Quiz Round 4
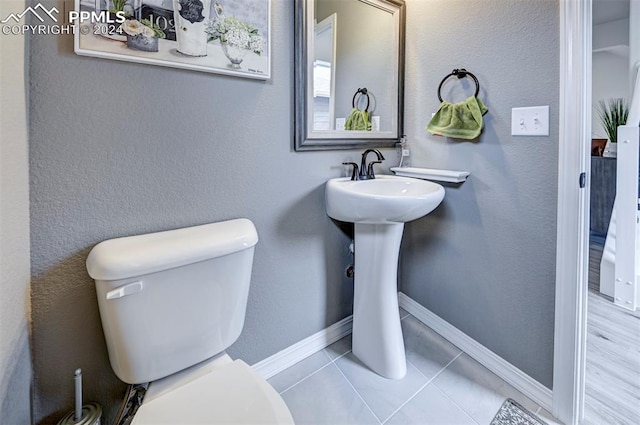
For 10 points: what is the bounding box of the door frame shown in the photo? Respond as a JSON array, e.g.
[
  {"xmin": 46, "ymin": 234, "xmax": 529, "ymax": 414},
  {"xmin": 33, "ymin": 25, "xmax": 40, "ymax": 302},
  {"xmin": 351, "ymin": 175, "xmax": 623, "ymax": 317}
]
[{"xmin": 553, "ymin": 0, "xmax": 591, "ymax": 424}]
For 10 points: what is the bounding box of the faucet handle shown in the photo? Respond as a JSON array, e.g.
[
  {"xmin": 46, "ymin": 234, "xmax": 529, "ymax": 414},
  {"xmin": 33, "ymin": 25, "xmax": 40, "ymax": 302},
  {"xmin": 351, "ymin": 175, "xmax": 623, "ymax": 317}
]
[
  {"xmin": 342, "ymin": 162, "xmax": 359, "ymax": 180},
  {"xmin": 366, "ymin": 161, "xmax": 382, "ymax": 179}
]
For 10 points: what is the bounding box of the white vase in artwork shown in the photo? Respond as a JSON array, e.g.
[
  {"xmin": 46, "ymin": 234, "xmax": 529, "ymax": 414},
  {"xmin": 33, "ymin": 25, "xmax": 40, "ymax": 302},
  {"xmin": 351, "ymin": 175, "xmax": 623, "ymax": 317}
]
[
  {"xmin": 220, "ymin": 42, "xmax": 247, "ymax": 69},
  {"xmin": 173, "ymin": 0, "xmax": 210, "ymax": 57},
  {"xmin": 603, "ymin": 140, "xmax": 618, "ymax": 158}
]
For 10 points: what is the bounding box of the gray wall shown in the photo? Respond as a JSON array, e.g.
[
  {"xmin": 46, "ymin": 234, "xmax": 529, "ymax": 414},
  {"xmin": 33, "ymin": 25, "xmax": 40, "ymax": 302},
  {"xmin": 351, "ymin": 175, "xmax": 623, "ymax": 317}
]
[
  {"xmin": 1, "ymin": 0, "xmax": 32, "ymax": 422},
  {"xmin": 28, "ymin": 0, "xmax": 559, "ymax": 422},
  {"xmin": 28, "ymin": 0, "xmax": 368, "ymax": 422},
  {"xmin": 400, "ymin": 0, "xmax": 559, "ymax": 388}
]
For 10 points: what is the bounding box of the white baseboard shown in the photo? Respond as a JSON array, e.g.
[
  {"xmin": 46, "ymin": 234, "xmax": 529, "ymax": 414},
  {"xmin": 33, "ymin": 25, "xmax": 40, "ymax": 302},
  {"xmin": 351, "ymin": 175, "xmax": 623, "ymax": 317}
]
[
  {"xmin": 251, "ymin": 293, "xmax": 552, "ymax": 412},
  {"xmin": 398, "ymin": 292, "xmax": 553, "ymax": 411},
  {"xmin": 252, "ymin": 315, "xmax": 353, "ymax": 379}
]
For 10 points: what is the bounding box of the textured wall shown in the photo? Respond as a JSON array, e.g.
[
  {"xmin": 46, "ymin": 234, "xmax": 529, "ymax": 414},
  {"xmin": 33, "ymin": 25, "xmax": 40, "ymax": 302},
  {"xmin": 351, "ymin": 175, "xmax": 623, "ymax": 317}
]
[
  {"xmin": 593, "ymin": 52, "xmax": 629, "ymax": 137},
  {"xmin": 631, "ymin": 1, "xmax": 640, "ymax": 88},
  {"xmin": 29, "ymin": 0, "xmax": 560, "ymax": 422},
  {"xmin": 592, "ymin": 17, "xmax": 630, "ymax": 136},
  {"xmin": 28, "ymin": 0, "xmax": 373, "ymax": 422},
  {"xmin": 400, "ymin": 0, "xmax": 559, "ymax": 388},
  {"xmin": 0, "ymin": 0, "xmax": 32, "ymax": 422}
]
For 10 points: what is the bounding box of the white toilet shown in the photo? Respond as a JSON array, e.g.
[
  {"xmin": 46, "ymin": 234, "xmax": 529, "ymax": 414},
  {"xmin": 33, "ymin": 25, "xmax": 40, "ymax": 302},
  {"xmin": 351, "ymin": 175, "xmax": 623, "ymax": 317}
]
[{"xmin": 86, "ymin": 218, "xmax": 294, "ymax": 424}]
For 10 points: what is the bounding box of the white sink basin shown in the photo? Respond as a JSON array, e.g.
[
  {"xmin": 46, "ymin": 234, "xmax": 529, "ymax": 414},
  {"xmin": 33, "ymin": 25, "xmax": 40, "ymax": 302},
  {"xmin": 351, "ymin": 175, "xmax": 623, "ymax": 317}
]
[
  {"xmin": 326, "ymin": 175, "xmax": 445, "ymax": 223},
  {"xmin": 325, "ymin": 174, "xmax": 445, "ymax": 379}
]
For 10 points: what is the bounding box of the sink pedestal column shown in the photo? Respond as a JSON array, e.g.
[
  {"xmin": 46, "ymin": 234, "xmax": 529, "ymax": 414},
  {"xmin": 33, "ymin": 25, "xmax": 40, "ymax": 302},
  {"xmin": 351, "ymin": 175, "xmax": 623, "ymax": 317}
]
[{"xmin": 352, "ymin": 222, "xmax": 407, "ymax": 379}]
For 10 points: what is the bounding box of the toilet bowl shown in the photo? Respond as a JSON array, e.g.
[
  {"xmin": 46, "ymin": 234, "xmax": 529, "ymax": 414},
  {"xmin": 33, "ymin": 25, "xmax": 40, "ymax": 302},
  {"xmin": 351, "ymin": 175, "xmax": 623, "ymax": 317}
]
[{"xmin": 86, "ymin": 218, "xmax": 293, "ymax": 424}]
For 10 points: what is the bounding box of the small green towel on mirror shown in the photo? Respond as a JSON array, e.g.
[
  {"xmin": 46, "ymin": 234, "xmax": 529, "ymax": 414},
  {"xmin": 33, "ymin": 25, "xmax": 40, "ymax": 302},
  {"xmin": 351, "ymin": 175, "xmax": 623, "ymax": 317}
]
[
  {"xmin": 345, "ymin": 108, "xmax": 372, "ymax": 131},
  {"xmin": 426, "ymin": 96, "xmax": 488, "ymax": 140}
]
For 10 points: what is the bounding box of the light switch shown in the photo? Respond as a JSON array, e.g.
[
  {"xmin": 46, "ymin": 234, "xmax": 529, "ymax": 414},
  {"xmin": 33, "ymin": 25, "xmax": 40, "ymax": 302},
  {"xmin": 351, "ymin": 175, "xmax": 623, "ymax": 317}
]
[
  {"xmin": 511, "ymin": 106, "xmax": 549, "ymax": 136},
  {"xmin": 371, "ymin": 116, "xmax": 380, "ymax": 131}
]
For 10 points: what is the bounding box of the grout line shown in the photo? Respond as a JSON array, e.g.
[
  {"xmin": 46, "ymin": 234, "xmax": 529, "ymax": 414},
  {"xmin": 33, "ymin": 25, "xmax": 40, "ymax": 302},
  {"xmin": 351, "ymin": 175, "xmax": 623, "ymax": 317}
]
[
  {"xmin": 277, "ymin": 356, "xmax": 334, "ymax": 395},
  {"xmin": 430, "ymin": 351, "xmax": 463, "ymax": 383},
  {"xmin": 277, "ymin": 343, "xmax": 353, "ymax": 395},
  {"xmin": 407, "ymin": 359, "xmax": 430, "ymax": 381},
  {"xmin": 381, "ymin": 352, "xmax": 464, "ymax": 424},
  {"xmin": 381, "ymin": 380, "xmax": 430, "ymax": 424},
  {"xmin": 328, "ymin": 348, "xmax": 352, "ymax": 364},
  {"xmin": 333, "ymin": 360, "xmax": 384, "ymax": 425},
  {"xmin": 431, "ymin": 384, "xmax": 480, "ymax": 425},
  {"xmin": 320, "ymin": 349, "xmax": 333, "ymax": 363},
  {"xmin": 277, "ymin": 343, "xmax": 352, "ymax": 396}
]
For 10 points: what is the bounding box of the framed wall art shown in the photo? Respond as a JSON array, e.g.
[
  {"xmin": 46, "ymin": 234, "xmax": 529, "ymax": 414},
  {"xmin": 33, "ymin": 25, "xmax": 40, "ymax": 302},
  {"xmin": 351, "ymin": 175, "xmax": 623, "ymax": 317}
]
[{"xmin": 74, "ymin": 0, "xmax": 271, "ymax": 79}]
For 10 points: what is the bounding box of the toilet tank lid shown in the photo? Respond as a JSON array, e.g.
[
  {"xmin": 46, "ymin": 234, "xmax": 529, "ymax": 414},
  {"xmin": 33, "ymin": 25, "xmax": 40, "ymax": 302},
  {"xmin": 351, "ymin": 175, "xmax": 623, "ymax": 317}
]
[{"xmin": 86, "ymin": 218, "xmax": 258, "ymax": 281}]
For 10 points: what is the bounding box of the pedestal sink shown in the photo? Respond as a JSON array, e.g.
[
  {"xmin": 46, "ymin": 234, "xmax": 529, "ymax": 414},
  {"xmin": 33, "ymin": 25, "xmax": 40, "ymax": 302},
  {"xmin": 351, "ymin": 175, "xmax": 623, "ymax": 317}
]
[{"xmin": 326, "ymin": 175, "xmax": 445, "ymax": 379}]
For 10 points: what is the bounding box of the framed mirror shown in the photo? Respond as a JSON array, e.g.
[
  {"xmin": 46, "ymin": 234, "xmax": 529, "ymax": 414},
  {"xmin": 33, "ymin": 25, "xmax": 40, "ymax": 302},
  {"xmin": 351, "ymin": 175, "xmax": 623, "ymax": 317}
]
[{"xmin": 294, "ymin": 0, "xmax": 406, "ymax": 151}]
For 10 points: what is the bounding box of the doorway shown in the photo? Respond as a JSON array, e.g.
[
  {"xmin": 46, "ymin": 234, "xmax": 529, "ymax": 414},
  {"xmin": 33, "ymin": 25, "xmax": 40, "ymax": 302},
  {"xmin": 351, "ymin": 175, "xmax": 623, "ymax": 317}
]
[
  {"xmin": 585, "ymin": 1, "xmax": 640, "ymax": 424},
  {"xmin": 554, "ymin": 1, "xmax": 639, "ymax": 424}
]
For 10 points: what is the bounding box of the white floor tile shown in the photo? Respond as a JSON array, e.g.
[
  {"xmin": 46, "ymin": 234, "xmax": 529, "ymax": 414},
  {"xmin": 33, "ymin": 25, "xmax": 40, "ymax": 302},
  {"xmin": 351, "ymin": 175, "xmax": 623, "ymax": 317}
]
[
  {"xmin": 402, "ymin": 315, "xmax": 462, "ymax": 380},
  {"xmin": 536, "ymin": 408, "xmax": 564, "ymax": 425},
  {"xmin": 399, "ymin": 307, "xmax": 410, "ymax": 320},
  {"xmin": 268, "ymin": 313, "xmax": 551, "ymax": 425},
  {"xmin": 335, "ymin": 352, "xmax": 429, "ymax": 423},
  {"xmin": 385, "ymin": 384, "xmax": 477, "ymax": 425},
  {"xmin": 432, "ymin": 353, "xmax": 539, "ymax": 424},
  {"xmin": 324, "ymin": 335, "xmax": 352, "ymax": 360},
  {"xmin": 267, "ymin": 350, "xmax": 331, "ymax": 393},
  {"xmin": 281, "ymin": 363, "xmax": 380, "ymax": 425}
]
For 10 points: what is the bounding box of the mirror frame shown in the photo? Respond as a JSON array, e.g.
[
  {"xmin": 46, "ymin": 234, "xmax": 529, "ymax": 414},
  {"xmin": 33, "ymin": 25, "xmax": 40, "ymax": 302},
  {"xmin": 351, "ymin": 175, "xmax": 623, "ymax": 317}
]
[{"xmin": 294, "ymin": 0, "xmax": 406, "ymax": 151}]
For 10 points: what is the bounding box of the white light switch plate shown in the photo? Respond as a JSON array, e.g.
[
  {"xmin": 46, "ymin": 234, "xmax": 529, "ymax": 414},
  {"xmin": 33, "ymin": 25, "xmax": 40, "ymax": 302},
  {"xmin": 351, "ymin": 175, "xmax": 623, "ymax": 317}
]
[
  {"xmin": 371, "ymin": 116, "xmax": 380, "ymax": 131},
  {"xmin": 511, "ymin": 105, "xmax": 549, "ymax": 136}
]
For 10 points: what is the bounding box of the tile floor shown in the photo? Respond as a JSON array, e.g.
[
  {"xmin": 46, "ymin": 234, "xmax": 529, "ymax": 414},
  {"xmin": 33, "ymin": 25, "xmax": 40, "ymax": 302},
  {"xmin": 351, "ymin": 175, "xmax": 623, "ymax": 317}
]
[{"xmin": 268, "ymin": 309, "xmax": 561, "ymax": 425}]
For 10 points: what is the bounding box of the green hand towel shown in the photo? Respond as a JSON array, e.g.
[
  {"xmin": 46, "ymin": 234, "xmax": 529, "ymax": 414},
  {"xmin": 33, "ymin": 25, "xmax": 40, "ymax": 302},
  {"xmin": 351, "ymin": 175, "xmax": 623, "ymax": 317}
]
[
  {"xmin": 426, "ymin": 96, "xmax": 488, "ymax": 140},
  {"xmin": 345, "ymin": 108, "xmax": 372, "ymax": 131}
]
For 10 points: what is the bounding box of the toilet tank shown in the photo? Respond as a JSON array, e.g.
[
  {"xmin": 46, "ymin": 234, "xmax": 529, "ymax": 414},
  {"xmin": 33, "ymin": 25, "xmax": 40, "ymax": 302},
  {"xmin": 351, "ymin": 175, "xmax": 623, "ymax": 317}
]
[{"xmin": 86, "ymin": 218, "xmax": 258, "ymax": 384}]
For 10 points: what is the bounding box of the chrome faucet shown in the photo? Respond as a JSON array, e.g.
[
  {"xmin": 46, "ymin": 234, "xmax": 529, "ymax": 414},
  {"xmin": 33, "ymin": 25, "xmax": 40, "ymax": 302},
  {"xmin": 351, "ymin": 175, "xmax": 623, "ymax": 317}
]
[{"xmin": 342, "ymin": 149, "xmax": 385, "ymax": 181}]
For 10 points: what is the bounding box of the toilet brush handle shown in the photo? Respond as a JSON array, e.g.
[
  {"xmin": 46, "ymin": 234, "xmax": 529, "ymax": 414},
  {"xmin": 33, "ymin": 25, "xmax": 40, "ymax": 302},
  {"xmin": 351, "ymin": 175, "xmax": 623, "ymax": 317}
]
[{"xmin": 74, "ymin": 369, "xmax": 82, "ymax": 422}]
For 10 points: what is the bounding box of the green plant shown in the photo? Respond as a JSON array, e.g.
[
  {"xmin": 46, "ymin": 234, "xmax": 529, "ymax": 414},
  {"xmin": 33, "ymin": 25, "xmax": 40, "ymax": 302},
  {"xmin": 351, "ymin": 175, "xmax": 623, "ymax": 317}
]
[
  {"xmin": 121, "ymin": 19, "xmax": 166, "ymax": 39},
  {"xmin": 110, "ymin": 0, "xmax": 127, "ymax": 12},
  {"xmin": 596, "ymin": 98, "xmax": 629, "ymax": 143},
  {"xmin": 141, "ymin": 19, "xmax": 166, "ymax": 39}
]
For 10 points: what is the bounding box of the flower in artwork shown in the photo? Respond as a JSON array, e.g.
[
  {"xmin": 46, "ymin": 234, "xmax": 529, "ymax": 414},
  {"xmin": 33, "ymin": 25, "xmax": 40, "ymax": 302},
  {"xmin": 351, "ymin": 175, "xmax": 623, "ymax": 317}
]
[
  {"xmin": 122, "ymin": 19, "xmax": 166, "ymax": 39},
  {"xmin": 122, "ymin": 19, "xmax": 144, "ymax": 36},
  {"xmin": 122, "ymin": 19, "xmax": 166, "ymax": 52},
  {"xmin": 141, "ymin": 25, "xmax": 155, "ymax": 38},
  {"xmin": 205, "ymin": 16, "xmax": 264, "ymax": 55}
]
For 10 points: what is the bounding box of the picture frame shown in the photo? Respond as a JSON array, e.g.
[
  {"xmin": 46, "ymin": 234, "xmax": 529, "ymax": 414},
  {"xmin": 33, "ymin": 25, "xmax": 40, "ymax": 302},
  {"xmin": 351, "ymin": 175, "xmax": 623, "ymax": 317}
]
[{"xmin": 74, "ymin": 0, "xmax": 271, "ymax": 80}]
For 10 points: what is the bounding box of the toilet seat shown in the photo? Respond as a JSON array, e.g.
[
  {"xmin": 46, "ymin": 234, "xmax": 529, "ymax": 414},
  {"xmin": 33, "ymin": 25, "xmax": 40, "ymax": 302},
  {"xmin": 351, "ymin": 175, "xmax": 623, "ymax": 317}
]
[{"xmin": 132, "ymin": 359, "xmax": 294, "ymax": 424}]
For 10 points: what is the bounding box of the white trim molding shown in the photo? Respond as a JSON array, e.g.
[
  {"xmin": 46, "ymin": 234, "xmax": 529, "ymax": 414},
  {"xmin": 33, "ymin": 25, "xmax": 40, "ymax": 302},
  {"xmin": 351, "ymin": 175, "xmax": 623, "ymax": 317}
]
[
  {"xmin": 252, "ymin": 316, "xmax": 353, "ymax": 379},
  {"xmin": 398, "ymin": 293, "xmax": 553, "ymax": 411},
  {"xmin": 253, "ymin": 294, "xmax": 556, "ymax": 413},
  {"xmin": 553, "ymin": 0, "xmax": 592, "ymax": 424}
]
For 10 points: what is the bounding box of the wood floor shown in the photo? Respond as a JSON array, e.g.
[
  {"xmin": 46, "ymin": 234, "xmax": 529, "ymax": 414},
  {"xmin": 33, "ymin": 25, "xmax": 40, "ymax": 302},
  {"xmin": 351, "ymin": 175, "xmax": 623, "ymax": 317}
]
[{"xmin": 584, "ymin": 242, "xmax": 640, "ymax": 425}]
